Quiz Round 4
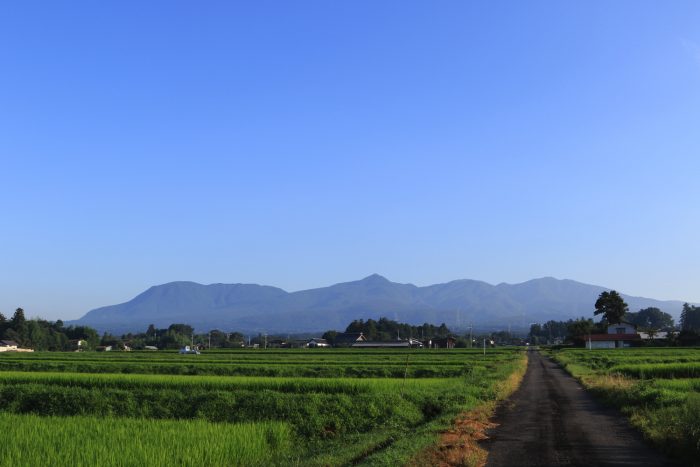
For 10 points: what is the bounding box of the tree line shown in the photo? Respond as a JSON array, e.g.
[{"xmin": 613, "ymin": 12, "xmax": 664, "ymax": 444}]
[
  {"xmin": 0, "ymin": 308, "xmax": 254, "ymax": 351},
  {"xmin": 345, "ymin": 317, "xmax": 450, "ymax": 340},
  {"xmin": 680, "ymin": 303, "xmax": 700, "ymax": 336},
  {"xmin": 529, "ymin": 290, "xmax": 700, "ymax": 345},
  {"xmin": 0, "ymin": 308, "xmax": 100, "ymax": 351},
  {"xmin": 105, "ymin": 324, "xmax": 248, "ymax": 350},
  {"xmin": 319, "ymin": 317, "xmax": 521, "ymax": 347}
]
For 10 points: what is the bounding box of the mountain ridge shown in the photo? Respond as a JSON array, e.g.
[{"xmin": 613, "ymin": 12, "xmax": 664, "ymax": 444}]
[{"xmin": 69, "ymin": 275, "xmax": 692, "ymax": 334}]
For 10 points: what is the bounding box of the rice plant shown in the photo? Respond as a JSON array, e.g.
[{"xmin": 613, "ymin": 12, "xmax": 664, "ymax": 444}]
[{"xmin": 0, "ymin": 413, "xmax": 293, "ymax": 466}]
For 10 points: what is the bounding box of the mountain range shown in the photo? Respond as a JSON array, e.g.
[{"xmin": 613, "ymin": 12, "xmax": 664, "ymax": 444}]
[{"xmin": 69, "ymin": 275, "xmax": 691, "ymax": 335}]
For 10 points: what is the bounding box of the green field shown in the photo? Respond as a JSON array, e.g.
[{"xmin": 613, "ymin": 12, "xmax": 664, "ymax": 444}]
[
  {"xmin": 547, "ymin": 347, "xmax": 700, "ymax": 465},
  {"xmin": 0, "ymin": 348, "xmax": 526, "ymax": 466}
]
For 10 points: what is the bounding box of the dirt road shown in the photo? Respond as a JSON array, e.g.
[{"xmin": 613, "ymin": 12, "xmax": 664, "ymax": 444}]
[{"xmin": 482, "ymin": 350, "xmax": 676, "ymax": 466}]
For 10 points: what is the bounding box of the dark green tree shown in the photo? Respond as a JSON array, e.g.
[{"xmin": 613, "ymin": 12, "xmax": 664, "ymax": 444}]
[
  {"xmin": 227, "ymin": 332, "xmax": 246, "ymax": 347},
  {"xmin": 680, "ymin": 303, "xmax": 700, "ymax": 333},
  {"xmin": 342, "ymin": 317, "xmax": 451, "ymax": 342},
  {"xmin": 345, "ymin": 319, "xmax": 364, "ymax": 334},
  {"xmin": 27, "ymin": 321, "xmax": 48, "ymax": 350},
  {"xmin": 321, "ymin": 330, "xmax": 338, "ymax": 345},
  {"xmin": 64, "ymin": 325, "xmax": 100, "ymax": 349},
  {"xmin": 567, "ymin": 317, "xmax": 594, "ymax": 340},
  {"xmin": 9, "ymin": 308, "xmax": 28, "ymax": 345},
  {"xmin": 101, "ymin": 331, "xmax": 123, "ymax": 347},
  {"xmin": 594, "ymin": 290, "xmax": 628, "ymax": 324},
  {"xmin": 625, "ymin": 307, "xmax": 674, "ymax": 333},
  {"xmin": 167, "ymin": 323, "xmax": 194, "ymax": 336},
  {"xmin": 0, "ymin": 312, "xmax": 7, "ymax": 336},
  {"xmin": 528, "ymin": 323, "xmax": 542, "ymax": 345}
]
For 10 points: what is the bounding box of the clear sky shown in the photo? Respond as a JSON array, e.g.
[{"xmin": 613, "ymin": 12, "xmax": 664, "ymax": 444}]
[{"xmin": 2, "ymin": 1, "xmax": 699, "ymax": 321}]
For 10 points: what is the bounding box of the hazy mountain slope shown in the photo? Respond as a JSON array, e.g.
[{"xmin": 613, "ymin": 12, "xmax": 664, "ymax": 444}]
[
  {"xmin": 69, "ymin": 275, "xmax": 691, "ymax": 334},
  {"xmin": 77, "ymin": 281, "xmax": 289, "ymax": 332},
  {"xmin": 285, "ymin": 274, "xmax": 421, "ymax": 310}
]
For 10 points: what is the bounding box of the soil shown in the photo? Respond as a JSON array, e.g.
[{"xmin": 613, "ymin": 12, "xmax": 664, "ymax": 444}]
[
  {"xmin": 411, "ymin": 405, "xmax": 495, "ymax": 467},
  {"xmin": 481, "ymin": 350, "xmax": 677, "ymax": 467}
]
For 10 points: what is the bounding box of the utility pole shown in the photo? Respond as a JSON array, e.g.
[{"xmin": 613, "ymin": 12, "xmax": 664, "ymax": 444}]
[
  {"xmin": 208, "ymin": 332, "xmax": 211, "ymax": 349},
  {"xmin": 483, "ymin": 338, "xmax": 486, "ymax": 356},
  {"xmin": 264, "ymin": 333, "xmax": 267, "ymax": 350}
]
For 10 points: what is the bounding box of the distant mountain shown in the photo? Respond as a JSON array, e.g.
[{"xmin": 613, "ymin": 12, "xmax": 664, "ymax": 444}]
[{"xmin": 69, "ymin": 275, "xmax": 691, "ymax": 334}]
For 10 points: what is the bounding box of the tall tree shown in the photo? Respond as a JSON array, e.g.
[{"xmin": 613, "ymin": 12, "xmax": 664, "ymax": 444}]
[
  {"xmin": 594, "ymin": 290, "xmax": 628, "ymax": 324},
  {"xmin": 10, "ymin": 308, "xmax": 28, "ymax": 345},
  {"xmin": 11, "ymin": 308, "xmax": 26, "ymax": 327},
  {"xmin": 680, "ymin": 303, "xmax": 700, "ymax": 333}
]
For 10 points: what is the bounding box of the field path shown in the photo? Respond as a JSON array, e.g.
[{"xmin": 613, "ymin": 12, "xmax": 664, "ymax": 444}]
[{"xmin": 482, "ymin": 350, "xmax": 677, "ymax": 466}]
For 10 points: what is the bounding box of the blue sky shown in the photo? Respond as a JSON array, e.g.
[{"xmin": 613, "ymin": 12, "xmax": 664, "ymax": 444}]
[{"xmin": 1, "ymin": 1, "xmax": 699, "ymax": 320}]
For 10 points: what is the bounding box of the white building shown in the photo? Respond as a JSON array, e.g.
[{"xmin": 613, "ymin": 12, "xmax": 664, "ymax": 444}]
[
  {"xmin": 0, "ymin": 340, "xmax": 18, "ymax": 352},
  {"xmin": 586, "ymin": 322, "xmax": 640, "ymax": 349},
  {"xmin": 307, "ymin": 338, "xmax": 330, "ymax": 348}
]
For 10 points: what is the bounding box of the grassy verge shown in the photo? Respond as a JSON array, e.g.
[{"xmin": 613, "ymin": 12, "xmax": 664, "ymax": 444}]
[{"xmin": 404, "ymin": 350, "xmax": 529, "ymax": 467}]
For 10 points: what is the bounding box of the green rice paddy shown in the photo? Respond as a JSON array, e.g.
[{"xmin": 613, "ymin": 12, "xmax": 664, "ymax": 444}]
[{"xmin": 0, "ymin": 348, "xmax": 526, "ymax": 466}]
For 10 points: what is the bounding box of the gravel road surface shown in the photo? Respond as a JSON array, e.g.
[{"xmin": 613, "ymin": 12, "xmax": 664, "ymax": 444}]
[{"xmin": 483, "ymin": 350, "xmax": 677, "ymax": 466}]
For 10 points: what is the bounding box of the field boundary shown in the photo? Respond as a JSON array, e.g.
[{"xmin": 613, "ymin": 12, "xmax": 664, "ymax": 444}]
[{"xmin": 407, "ymin": 351, "xmax": 529, "ymax": 467}]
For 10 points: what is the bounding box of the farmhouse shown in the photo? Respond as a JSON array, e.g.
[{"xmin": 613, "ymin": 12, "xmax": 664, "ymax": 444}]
[
  {"xmin": 586, "ymin": 322, "xmax": 641, "ymax": 349},
  {"xmin": 333, "ymin": 332, "xmax": 367, "ymax": 347},
  {"xmin": 0, "ymin": 340, "xmax": 18, "ymax": 352},
  {"xmin": 0, "ymin": 340, "xmax": 34, "ymax": 353}
]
